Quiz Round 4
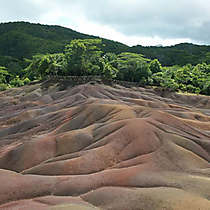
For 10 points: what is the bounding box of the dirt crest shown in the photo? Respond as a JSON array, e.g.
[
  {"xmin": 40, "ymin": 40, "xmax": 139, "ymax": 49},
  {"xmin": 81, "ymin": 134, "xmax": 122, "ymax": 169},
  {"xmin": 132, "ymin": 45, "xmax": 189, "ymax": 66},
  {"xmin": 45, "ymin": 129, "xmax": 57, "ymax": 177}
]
[{"xmin": 0, "ymin": 81, "xmax": 209, "ymax": 210}]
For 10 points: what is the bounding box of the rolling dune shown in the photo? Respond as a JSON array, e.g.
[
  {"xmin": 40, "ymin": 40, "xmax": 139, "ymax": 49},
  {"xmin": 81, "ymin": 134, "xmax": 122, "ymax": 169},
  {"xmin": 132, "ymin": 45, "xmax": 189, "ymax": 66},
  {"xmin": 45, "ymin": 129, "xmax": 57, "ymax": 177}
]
[{"xmin": 0, "ymin": 80, "xmax": 209, "ymax": 210}]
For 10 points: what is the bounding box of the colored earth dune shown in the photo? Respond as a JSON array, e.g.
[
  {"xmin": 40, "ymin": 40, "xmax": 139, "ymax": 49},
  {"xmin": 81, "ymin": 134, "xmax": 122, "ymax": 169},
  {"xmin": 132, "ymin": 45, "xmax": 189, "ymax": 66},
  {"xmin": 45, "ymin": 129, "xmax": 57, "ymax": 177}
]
[{"xmin": 0, "ymin": 80, "xmax": 209, "ymax": 210}]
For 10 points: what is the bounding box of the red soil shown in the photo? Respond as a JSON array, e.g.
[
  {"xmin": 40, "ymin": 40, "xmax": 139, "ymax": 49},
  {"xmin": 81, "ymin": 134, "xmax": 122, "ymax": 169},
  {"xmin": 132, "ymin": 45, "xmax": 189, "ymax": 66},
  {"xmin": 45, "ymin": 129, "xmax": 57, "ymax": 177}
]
[{"xmin": 0, "ymin": 81, "xmax": 209, "ymax": 209}]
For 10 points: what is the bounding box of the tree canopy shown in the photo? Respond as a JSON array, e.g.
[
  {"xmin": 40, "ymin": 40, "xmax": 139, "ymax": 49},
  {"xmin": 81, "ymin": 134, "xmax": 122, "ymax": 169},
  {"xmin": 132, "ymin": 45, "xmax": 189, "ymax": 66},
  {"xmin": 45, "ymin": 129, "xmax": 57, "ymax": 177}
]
[{"xmin": 0, "ymin": 35, "xmax": 209, "ymax": 96}]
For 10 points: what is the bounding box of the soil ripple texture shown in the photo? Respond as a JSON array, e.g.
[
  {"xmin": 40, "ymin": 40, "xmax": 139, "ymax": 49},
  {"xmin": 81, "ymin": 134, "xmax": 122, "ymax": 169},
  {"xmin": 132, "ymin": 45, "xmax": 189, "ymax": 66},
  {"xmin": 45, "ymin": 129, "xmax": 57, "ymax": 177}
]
[{"xmin": 0, "ymin": 81, "xmax": 209, "ymax": 210}]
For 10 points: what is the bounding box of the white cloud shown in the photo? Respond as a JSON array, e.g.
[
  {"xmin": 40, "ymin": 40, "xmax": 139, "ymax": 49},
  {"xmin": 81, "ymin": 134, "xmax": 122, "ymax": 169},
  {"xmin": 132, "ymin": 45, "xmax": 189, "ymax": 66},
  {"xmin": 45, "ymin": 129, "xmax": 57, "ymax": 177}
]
[
  {"xmin": 0, "ymin": 0, "xmax": 209, "ymax": 46},
  {"xmin": 64, "ymin": 20, "xmax": 194, "ymax": 46}
]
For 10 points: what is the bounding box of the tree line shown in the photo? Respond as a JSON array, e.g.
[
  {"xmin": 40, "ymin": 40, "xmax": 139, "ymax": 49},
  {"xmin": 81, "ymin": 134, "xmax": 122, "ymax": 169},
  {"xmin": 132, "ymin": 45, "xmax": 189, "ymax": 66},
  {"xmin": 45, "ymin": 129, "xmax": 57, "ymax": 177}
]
[{"xmin": 0, "ymin": 38, "xmax": 210, "ymax": 95}]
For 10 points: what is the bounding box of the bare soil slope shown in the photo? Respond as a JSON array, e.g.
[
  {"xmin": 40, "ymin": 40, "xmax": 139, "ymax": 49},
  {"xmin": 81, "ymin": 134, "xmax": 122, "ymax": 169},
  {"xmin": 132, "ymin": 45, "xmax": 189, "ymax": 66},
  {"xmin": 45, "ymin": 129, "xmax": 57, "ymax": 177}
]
[{"xmin": 0, "ymin": 81, "xmax": 209, "ymax": 210}]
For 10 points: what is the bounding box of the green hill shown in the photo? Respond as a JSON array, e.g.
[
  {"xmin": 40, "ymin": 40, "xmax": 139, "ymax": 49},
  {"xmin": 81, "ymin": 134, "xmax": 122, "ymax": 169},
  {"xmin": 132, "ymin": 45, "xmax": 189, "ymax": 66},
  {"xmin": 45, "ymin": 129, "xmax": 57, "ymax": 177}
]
[
  {"xmin": 0, "ymin": 21, "xmax": 129, "ymax": 59},
  {"xmin": 129, "ymin": 43, "xmax": 210, "ymax": 66},
  {"xmin": 0, "ymin": 21, "xmax": 209, "ymax": 68}
]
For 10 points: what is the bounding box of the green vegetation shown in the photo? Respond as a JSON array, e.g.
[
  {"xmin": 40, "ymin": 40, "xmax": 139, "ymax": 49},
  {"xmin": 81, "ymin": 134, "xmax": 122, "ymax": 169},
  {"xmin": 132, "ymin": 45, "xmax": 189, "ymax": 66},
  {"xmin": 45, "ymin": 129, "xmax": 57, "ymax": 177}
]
[
  {"xmin": 0, "ymin": 22, "xmax": 209, "ymax": 96},
  {"xmin": 0, "ymin": 22, "xmax": 128, "ymax": 66},
  {"xmin": 152, "ymin": 64, "xmax": 210, "ymax": 94},
  {"xmin": 24, "ymin": 39, "xmax": 118, "ymax": 80},
  {"xmin": 1, "ymin": 22, "xmax": 210, "ymax": 68},
  {"xmin": 24, "ymin": 53, "xmax": 67, "ymax": 80},
  {"xmin": 65, "ymin": 39, "xmax": 103, "ymax": 76},
  {"xmin": 113, "ymin": 52, "xmax": 152, "ymax": 84},
  {"xmin": 129, "ymin": 43, "xmax": 210, "ymax": 66}
]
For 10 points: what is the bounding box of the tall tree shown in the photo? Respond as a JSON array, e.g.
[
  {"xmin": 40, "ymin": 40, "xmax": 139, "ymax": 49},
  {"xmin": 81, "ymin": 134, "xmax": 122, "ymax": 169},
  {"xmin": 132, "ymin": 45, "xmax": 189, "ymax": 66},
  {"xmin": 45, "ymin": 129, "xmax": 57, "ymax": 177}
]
[
  {"xmin": 64, "ymin": 39, "xmax": 103, "ymax": 76},
  {"xmin": 113, "ymin": 52, "xmax": 152, "ymax": 83}
]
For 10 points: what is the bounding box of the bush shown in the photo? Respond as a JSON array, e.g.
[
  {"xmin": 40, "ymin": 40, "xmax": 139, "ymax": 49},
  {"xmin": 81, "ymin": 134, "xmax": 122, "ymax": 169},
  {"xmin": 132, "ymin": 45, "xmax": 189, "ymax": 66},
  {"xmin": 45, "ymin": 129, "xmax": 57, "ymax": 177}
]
[
  {"xmin": 0, "ymin": 83, "xmax": 8, "ymax": 91},
  {"xmin": 201, "ymin": 81, "xmax": 210, "ymax": 95},
  {"xmin": 23, "ymin": 77, "xmax": 31, "ymax": 85},
  {"xmin": 10, "ymin": 76, "xmax": 24, "ymax": 87},
  {"xmin": 186, "ymin": 84, "xmax": 197, "ymax": 93},
  {"xmin": 149, "ymin": 59, "xmax": 162, "ymax": 73}
]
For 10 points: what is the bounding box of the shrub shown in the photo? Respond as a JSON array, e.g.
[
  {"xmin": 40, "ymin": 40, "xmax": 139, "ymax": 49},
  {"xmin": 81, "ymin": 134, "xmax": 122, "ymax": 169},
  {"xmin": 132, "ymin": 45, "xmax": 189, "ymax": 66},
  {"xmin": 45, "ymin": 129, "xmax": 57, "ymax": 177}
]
[
  {"xmin": 23, "ymin": 77, "xmax": 31, "ymax": 85},
  {"xmin": 0, "ymin": 83, "xmax": 8, "ymax": 91},
  {"xmin": 186, "ymin": 84, "xmax": 197, "ymax": 93},
  {"xmin": 10, "ymin": 76, "xmax": 24, "ymax": 87}
]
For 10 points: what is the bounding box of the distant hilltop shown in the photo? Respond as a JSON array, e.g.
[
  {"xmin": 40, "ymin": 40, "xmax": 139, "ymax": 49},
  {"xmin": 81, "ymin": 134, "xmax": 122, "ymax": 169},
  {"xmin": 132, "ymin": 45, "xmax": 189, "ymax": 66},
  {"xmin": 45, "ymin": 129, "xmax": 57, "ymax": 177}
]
[{"xmin": 0, "ymin": 21, "xmax": 210, "ymax": 66}]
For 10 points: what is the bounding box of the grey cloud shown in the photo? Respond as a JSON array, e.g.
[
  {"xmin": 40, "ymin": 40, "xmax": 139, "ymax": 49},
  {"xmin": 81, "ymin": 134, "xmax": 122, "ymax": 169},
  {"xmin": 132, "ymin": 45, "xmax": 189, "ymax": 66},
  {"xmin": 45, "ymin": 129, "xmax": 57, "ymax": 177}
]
[
  {"xmin": 0, "ymin": 0, "xmax": 45, "ymax": 23},
  {"xmin": 76, "ymin": 0, "xmax": 210, "ymax": 43},
  {"xmin": 0, "ymin": 0, "xmax": 210, "ymax": 45}
]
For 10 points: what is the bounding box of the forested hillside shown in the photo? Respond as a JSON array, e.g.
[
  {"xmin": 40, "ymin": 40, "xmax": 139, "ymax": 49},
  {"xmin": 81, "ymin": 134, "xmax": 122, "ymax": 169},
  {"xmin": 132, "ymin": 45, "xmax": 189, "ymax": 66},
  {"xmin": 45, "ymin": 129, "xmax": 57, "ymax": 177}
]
[
  {"xmin": 0, "ymin": 22, "xmax": 129, "ymax": 59},
  {"xmin": 130, "ymin": 43, "xmax": 210, "ymax": 66},
  {"xmin": 1, "ymin": 22, "xmax": 210, "ymax": 66},
  {"xmin": 0, "ymin": 22, "xmax": 209, "ymax": 95}
]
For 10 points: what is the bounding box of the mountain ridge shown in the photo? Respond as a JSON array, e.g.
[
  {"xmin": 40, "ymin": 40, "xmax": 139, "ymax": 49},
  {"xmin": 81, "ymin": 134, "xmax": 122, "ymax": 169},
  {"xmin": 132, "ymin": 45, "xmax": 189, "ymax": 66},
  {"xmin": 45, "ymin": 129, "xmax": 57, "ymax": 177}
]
[
  {"xmin": 0, "ymin": 21, "xmax": 129, "ymax": 59},
  {"xmin": 0, "ymin": 21, "xmax": 210, "ymax": 66}
]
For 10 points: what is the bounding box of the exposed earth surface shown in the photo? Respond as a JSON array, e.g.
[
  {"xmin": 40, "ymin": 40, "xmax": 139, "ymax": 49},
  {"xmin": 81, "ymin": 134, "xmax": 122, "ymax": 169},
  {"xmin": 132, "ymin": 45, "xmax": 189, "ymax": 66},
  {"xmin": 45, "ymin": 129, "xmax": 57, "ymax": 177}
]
[{"xmin": 0, "ymin": 80, "xmax": 210, "ymax": 210}]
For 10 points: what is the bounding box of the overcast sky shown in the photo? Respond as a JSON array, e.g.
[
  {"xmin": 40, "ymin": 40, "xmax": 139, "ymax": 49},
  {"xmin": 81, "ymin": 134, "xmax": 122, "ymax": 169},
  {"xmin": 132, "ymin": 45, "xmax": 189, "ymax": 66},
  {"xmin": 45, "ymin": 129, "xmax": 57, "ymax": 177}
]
[{"xmin": 1, "ymin": 0, "xmax": 210, "ymax": 46}]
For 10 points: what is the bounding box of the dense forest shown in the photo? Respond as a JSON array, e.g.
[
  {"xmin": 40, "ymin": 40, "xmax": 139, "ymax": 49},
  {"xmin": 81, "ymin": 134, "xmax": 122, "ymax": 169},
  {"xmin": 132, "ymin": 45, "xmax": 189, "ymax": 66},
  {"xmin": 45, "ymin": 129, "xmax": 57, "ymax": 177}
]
[
  {"xmin": 130, "ymin": 44, "xmax": 210, "ymax": 66},
  {"xmin": 0, "ymin": 22, "xmax": 210, "ymax": 95}
]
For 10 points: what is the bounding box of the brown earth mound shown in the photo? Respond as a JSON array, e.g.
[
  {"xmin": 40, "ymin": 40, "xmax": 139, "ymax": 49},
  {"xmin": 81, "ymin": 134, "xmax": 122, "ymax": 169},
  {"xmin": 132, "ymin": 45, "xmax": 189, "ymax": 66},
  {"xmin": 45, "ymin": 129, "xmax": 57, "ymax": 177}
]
[{"xmin": 0, "ymin": 81, "xmax": 209, "ymax": 210}]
